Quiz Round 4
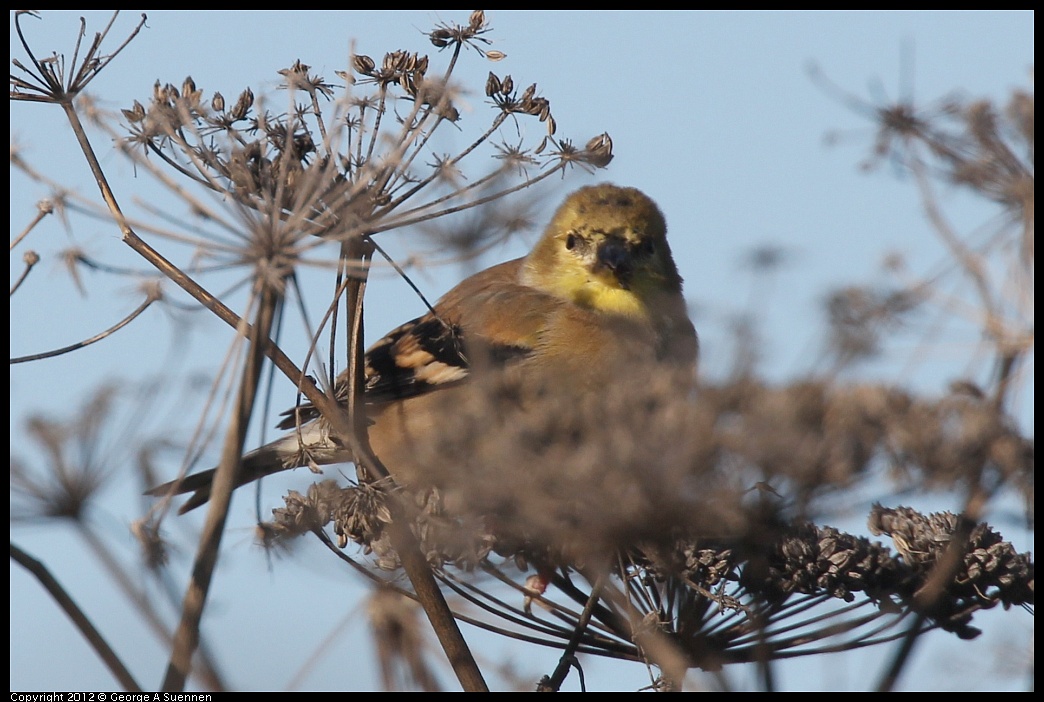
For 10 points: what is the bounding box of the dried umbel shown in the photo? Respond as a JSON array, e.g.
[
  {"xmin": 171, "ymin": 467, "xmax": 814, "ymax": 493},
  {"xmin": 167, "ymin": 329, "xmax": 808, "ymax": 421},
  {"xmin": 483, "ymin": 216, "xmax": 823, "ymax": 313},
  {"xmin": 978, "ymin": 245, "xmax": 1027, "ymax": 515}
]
[
  {"xmin": 260, "ymin": 371, "xmax": 1032, "ymax": 669},
  {"xmin": 869, "ymin": 505, "xmax": 1034, "ymax": 621},
  {"xmin": 116, "ymin": 24, "xmax": 610, "ymax": 234}
]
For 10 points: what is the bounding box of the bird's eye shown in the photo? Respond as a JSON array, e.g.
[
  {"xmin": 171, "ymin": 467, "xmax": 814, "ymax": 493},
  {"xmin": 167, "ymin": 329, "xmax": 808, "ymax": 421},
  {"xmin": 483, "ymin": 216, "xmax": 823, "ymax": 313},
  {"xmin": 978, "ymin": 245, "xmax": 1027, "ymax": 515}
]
[
  {"xmin": 565, "ymin": 233, "xmax": 578, "ymax": 250},
  {"xmin": 640, "ymin": 238, "xmax": 655, "ymax": 256}
]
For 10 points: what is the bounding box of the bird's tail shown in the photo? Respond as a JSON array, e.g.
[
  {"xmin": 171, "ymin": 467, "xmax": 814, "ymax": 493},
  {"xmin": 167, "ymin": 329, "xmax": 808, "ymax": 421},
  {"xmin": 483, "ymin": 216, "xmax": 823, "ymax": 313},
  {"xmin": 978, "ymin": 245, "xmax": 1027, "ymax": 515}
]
[
  {"xmin": 146, "ymin": 424, "xmax": 345, "ymax": 514},
  {"xmin": 146, "ymin": 443, "xmax": 293, "ymax": 514}
]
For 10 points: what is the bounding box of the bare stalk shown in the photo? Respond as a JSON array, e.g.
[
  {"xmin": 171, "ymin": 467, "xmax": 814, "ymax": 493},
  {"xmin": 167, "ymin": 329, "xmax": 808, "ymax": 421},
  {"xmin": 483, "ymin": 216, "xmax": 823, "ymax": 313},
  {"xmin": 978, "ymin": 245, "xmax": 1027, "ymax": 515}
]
[
  {"xmin": 161, "ymin": 282, "xmax": 278, "ymax": 691},
  {"xmin": 11, "ymin": 288, "xmax": 159, "ymax": 363},
  {"xmin": 337, "ymin": 235, "xmax": 488, "ymax": 692},
  {"xmin": 11, "ymin": 542, "xmax": 143, "ymax": 692}
]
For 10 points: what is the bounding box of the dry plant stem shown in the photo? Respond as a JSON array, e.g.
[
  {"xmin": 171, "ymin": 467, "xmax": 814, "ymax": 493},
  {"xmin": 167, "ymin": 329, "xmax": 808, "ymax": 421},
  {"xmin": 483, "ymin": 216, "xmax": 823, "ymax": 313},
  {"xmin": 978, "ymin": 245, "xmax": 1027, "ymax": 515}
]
[
  {"xmin": 451, "ymin": 566, "xmax": 625, "ymax": 646},
  {"xmin": 876, "ymin": 484, "xmax": 990, "ymax": 692},
  {"xmin": 314, "ymin": 529, "xmax": 506, "ymax": 686},
  {"xmin": 340, "ymin": 236, "xmax": 381, "ymax": 478},
  {"xmin": 740, "ymin": 597, "xmax": 777, "ymax": 692},
  {"xmin": 162, "ymin": 283, "xmax": 278, "ymax": 691},
  {"xmin": 580, "ymin": 569, "xmax": 690, "ymax": 690},
  {"xmin": 386, "ymin": 517, "xmax": 489, "ymax": 692},
  {"xmin": 392, "ymin": 547, "xmax": 634, "ymax": 660},
  {"xmin": 991, "ymin": 349, "xmax": 1022, "ymax": 412},
  {"xmin": 538, "ymin": 576, "xmax": 605, "ymax": 692},
  {"xmin": 911, "ymin": 147, "xmax": 1030, "ymax": 412},
  {"xmin": 434, "ymin": 568, "xmax": 637, "ymax": 658},
  {"xmin": 75, "ymin": 524, "xmax": 226, "ymax": 691},
  {"xmin": 312, "ymin": 512, "xmax": 491, "ymax": 691},
  {"xmin": 57, "ymin": 101, "xmax": 345, "ymax": 448},
  {"xmin": 10, "ymin": 12, "xmax": 145, "ymax": 104},
  {"xmin": 339, "ymin": 237, "xmax": 487, "ymax": 692},
  {"xmin": 10, "ymin": 252, "xmax": 37, "ymax": 296},
  {"xmin": 10, "ymin": 291, "xmax": 158, "ymax": 363},
  {"xmin": 11, "ymin": 542, "xmax": 142, "ymax": 692},
  {"xmin": 369, "ymin": 163, "xmax": 566, "ymax": 237},
  {"xmin": 754, "ymin": 611, "xmax": 777, "ymax": 692},
  {"xmin": 10, "ymin": 205, "xmax": 50, "ymax": 251},
  {"xmin": 553, "ymin": 570, "xmax": 687, "ymax": 686},
  {"xmin": 874, "ymin": 613, "xmax": 927, "ymax": 693},
  {"xmin": 910, "ymin": 157, "xmax": 999, "ymax": 336}
]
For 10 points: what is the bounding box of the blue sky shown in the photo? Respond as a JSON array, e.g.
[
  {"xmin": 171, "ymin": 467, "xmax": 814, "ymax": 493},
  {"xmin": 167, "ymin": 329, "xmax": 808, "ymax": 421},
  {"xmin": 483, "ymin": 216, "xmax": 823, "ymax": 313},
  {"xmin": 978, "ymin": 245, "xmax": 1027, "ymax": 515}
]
[{"xmin": 10, "ymin": 10, "xmax": 1034, "ymax": 692}]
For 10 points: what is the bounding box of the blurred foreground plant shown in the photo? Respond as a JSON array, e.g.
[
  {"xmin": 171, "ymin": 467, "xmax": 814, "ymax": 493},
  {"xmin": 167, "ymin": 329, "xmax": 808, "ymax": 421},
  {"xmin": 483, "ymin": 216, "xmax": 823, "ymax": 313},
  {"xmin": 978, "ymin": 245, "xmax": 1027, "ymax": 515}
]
[{"xmin": 10, "ymin": 11, "xmax": 1033, "ymax": 693}]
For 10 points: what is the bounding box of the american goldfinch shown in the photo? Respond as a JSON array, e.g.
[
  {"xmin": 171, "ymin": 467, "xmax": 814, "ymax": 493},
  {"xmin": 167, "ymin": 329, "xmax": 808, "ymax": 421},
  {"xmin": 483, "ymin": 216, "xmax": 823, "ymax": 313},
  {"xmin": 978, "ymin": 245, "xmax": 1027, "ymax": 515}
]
[{"xmin": 155, "ymin": 184, "xmax": 697, "ymax": 513}]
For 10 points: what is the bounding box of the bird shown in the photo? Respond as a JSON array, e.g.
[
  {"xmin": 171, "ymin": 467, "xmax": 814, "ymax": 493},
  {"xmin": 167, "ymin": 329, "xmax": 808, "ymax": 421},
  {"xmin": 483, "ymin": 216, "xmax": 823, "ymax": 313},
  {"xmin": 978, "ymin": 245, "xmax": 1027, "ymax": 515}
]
[{"xmin": 151, "ymin": 183, "xmax": 697, "ymax": 514}]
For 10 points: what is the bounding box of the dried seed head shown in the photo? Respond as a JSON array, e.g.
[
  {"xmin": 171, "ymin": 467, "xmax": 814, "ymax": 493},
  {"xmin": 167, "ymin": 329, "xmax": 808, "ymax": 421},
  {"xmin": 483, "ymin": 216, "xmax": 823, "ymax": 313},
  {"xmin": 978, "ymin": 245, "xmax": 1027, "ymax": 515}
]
[
  {"xmin": 353, "ymin": 54, "xmax": 376, "ymax": 76},
  {"xmin": 485, "ymin": 72, "xmax": 501, "ymax": 97},
  {"xmin": 283, "ymin": 59, "xmax": 310, "ymax": 76},
  {"xmin": 583, "ymin": 132, "xmax": 614, "ymax": 168},
  {"xmin": 429, "ymin": 28, "xmax": 453, "ymax": 48},
  {"xmin": 121, "ymin": 100, "xmax": 146, "ymax": 123},
  {"xmin": 131, "ymin": 518, "xmax": 168, "ymax": 570},
  {"xmin": 230, "ymin": 88, "xmax": 254, "ymax": 121}
]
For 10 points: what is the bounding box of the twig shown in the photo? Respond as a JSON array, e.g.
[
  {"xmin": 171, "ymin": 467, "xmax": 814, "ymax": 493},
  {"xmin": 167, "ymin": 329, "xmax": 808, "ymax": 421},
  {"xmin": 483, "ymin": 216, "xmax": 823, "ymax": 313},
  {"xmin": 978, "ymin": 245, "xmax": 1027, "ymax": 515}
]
[
  {"xmin": 10, "ymin": 250, "xmax": 39, "ymax": 296},
  {"xmin": 10, "ymin": 200, "xmax": 53, "ymax": 251},
  {"xmin": 875, "ymin": 613, "xmax": 928, "ymax": 692},
  {"xmin": 75, "ymin": 524, "xmax": 227, "ymax": 691},
  {"xmin": 11, "ymin": 542, "xmax": 142, "ymax": 692},
  {"xmin": 58, "ymin": 98, "xmax": 348, "ymax": 464},
  {"xmin": 11, "ymin": 288, "xmax": 159, "ymax": 363},
  {"xmin": 537, "ymin": 574, "xmax": 604, "ymax": 692},
  {"xmin": 338, "ymin": 234, "xmax": 488, "ymax": 692},
  {"xmin": 161, "ymin": 282, "xmax": 278, "ymax": 691}
]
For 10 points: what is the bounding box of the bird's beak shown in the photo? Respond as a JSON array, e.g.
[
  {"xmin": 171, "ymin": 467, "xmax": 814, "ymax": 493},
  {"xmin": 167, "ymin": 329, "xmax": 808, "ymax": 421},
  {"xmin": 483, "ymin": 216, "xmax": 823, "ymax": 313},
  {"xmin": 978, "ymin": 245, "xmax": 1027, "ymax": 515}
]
[{"xmin": 595, "ymin": 237, "xmax": 634, "ymax": 288}]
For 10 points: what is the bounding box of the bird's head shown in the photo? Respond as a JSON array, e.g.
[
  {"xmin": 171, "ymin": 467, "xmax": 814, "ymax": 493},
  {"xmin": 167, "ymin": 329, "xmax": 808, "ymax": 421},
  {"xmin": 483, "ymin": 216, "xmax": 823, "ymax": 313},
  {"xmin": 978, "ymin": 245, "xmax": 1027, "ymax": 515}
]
[{"xmin": 522, "ymin": 184, "xmax": 683, "ymax": 321}]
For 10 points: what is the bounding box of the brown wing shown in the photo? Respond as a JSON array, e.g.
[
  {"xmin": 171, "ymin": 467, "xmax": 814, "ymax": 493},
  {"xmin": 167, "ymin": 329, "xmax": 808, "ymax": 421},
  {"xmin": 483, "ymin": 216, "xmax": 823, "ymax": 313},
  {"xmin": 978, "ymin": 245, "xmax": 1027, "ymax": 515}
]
[{"xmin": 277, "ymin": 258, "xmax": 544, "ymax": 430}]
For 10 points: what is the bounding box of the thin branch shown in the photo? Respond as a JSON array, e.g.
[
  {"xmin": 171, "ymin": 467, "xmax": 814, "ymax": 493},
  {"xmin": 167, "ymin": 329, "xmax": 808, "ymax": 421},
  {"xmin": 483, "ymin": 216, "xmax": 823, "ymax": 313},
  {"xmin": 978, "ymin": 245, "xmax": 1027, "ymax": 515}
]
[
  {"xmin": 875, "ymin": 613, "xmax": 928, "ymax": 692},
  {"xmin": 161, "ymin": 281, "xmax": 278, "ymax": 691},
  {"xmin": 10, "ymin": 288, "xmax": 160, "ymax": 363},
  {"xmin": 11, "ymin": 542, "xmax": 142, "ymax": 692},
  {"xmin": 10, "ymin": 200, "xmax": 54, "ymax": 251},
  {"xmin": 337, "ymin": 233, "xmax": 488, "ymax": 692},
  {"xmin": 10, "ymin": 250, "xmax": 40, "ymax": 296},
  {"xmin": 58, "ymin": 97, "xmax": 348, "ymax": 450},
  {"xmin": 538, "ymin": 574, "xmax": 605, "ymax": 692},
  {"xmin": 367, "ymin": 161, "xmax": 566, "ymax": 236},
  {"xmin": 75, "ymin": 524, "xmax": 227, "ymax": 691}
]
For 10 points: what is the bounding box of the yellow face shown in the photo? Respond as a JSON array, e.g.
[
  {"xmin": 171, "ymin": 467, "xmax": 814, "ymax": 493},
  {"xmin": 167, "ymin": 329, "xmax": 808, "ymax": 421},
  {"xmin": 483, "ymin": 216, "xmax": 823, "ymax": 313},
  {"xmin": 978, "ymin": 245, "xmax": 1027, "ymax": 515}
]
[{"xmin": 523, "ymin": 184, "xmax": 682, "ymax": 320}]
